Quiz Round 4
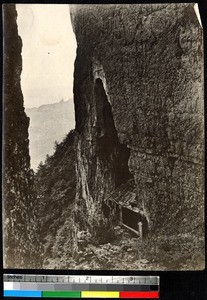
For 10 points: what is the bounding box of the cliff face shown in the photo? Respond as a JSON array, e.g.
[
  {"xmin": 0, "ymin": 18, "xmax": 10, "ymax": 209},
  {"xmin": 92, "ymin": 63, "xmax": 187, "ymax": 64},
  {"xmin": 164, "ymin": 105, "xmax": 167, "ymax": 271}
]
[
  {"xmin": 70, "ymin": 4, "xmax": 204, "ymax": 238},
  {"xmin": 3, "ymin": 4, "xmax": 40, "ymax": 268}
]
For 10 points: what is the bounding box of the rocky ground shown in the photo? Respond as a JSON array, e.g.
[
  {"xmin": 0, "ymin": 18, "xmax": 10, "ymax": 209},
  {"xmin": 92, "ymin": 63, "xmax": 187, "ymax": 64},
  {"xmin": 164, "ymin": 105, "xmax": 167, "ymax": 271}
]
[{"xmin": 43, "ymin": 224, "xmax": 204, "ymax": 271}]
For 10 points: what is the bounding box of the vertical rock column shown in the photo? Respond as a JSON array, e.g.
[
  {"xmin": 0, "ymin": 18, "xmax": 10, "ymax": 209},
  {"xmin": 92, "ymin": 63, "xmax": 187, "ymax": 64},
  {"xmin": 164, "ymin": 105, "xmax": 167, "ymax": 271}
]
[
  {"xmin": 3, "ymin": 4, "xmax": 41, "ymax": 268},
  {"xmin": 70, "ymin": 4, "xmax": 204, "ymax": 237}
]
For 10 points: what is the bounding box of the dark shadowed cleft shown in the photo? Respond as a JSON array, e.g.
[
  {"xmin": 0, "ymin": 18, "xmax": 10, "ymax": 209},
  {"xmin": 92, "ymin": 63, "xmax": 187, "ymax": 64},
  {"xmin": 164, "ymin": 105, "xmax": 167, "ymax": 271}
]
[{"xmin": 94, "ymin": 78, "xmax": 133, "ymax": 188}]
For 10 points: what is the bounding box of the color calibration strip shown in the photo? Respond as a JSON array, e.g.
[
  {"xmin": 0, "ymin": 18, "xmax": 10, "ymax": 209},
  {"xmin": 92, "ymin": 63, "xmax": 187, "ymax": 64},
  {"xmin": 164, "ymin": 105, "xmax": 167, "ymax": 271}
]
[
  {"xmin": 4, "ymin": 290, "xmax": 159, "ymax": 298},
  {"xmin": 4, "ymin": 275, "xmax": 159, "ymax": 298}
]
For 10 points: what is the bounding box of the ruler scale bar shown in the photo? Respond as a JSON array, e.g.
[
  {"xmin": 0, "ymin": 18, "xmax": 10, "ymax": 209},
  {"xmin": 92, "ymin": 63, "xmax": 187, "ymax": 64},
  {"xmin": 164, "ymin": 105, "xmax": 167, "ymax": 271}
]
[
  {"xmin": 4, "ymin": 275, "xmax": 159, "ymax": 285},
  {"xmin": 3, "ymin": 274, "xmax": 160, "ymax": 298}
]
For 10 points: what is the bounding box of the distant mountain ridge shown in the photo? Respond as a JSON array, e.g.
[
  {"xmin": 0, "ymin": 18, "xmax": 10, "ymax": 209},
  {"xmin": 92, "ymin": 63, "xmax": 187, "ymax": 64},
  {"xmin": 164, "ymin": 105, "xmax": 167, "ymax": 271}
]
[{"xmin": 26, "ymin": 99, "xmax": 75, "ymax": 171}]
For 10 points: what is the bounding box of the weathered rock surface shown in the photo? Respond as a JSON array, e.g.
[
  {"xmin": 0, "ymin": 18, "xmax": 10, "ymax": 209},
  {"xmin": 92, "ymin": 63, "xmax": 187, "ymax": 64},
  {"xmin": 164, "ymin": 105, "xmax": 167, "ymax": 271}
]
[
  {"xmin": 70, "ymin": 4, "xmax": 204, "ymax": 240},
  {"xmin": 3, "ymin": 4, "xmax": 40, "ymax": 268}
]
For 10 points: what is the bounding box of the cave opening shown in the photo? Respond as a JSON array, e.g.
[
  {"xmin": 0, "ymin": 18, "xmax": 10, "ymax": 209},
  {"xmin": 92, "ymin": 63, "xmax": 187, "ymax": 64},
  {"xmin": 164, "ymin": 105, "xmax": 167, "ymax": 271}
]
[{"xmin": 94, "ymin": 78, "xmax": 133, "ymax": 188}]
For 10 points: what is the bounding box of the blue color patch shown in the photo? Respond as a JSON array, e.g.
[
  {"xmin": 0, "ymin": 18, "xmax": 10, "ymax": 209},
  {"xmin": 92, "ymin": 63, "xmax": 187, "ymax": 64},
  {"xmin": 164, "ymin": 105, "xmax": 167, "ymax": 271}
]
[{"xmin": 4, "ymin": 290, "xmax": 42, "ymax": 297}]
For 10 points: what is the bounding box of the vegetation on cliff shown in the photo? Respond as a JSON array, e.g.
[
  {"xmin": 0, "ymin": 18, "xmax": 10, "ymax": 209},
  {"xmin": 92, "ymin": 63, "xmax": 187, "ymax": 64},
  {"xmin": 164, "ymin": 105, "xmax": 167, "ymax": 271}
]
[{"xmin": 34, "ymin": 130, "xmax": 76, "ymax": 268}]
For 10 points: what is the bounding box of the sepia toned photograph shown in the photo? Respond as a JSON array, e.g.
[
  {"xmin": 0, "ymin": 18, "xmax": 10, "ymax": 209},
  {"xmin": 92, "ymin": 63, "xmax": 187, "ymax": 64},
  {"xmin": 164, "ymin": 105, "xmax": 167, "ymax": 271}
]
[{"xmin": 2, "ymin": 3, "xmax": 204, "ymax": 270}]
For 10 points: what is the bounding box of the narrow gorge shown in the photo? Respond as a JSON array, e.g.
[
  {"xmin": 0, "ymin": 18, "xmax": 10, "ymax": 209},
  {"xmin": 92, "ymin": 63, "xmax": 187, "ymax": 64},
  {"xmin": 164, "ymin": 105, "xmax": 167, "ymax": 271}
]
[{"xmin": 3, "ymin": 3, "xmax": 204, "ymax": 270}]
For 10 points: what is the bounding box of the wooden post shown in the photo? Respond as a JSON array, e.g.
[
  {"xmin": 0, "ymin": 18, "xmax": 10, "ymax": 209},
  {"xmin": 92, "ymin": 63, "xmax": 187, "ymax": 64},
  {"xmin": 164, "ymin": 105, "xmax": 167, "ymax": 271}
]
[
  {"xmin": 120, "ymin": 206, "xmax": 123, "ymax": 224},
  {"xmin": 138, "ymin": 221, "xmax": 143, "ymax": 238}
]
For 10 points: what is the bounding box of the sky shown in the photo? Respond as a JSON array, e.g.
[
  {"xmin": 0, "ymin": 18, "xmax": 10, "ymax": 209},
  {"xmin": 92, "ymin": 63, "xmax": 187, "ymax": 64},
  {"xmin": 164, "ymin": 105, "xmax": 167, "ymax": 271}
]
[{"xmin": 16, "ymin": 4, "xmax": 77, "ymax": 108}]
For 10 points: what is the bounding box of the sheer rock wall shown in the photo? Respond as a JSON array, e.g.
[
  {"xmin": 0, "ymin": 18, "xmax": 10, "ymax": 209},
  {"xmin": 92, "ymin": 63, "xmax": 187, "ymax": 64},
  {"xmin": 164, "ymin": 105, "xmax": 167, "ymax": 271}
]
[
  {"xmin": 3, "ymin": 4, "xmax": 40, "ymax": 268},
  {"xmin": 71, "ymin": 4, "xmax": 204, "ymax": 235}
]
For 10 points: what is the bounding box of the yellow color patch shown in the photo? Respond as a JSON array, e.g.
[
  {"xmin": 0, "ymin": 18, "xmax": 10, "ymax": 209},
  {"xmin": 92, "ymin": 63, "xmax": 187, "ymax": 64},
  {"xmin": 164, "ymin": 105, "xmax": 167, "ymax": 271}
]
[{"xmin": 81, "ymin": 291, "xmax": 119, "ymax": 298}]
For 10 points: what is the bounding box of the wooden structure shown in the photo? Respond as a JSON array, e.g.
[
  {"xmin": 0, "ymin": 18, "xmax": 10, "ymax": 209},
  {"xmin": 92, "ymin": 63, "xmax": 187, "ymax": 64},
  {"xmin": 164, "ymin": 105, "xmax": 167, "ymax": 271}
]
[{"xmin": 103, "ymin": 179, "xmax": 148, "ymax": 237}]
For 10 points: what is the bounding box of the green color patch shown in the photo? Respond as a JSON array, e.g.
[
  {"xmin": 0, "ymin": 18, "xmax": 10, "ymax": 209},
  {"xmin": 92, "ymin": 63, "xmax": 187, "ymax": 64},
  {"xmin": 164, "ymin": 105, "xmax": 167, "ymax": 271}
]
[{"xmin": 42, "ymin": 291, "xmax": 81, "ymax": 298}]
